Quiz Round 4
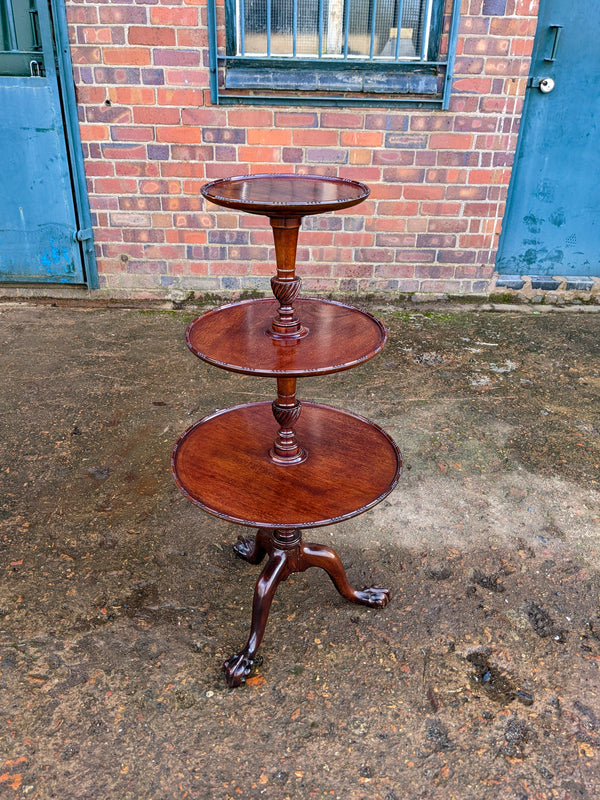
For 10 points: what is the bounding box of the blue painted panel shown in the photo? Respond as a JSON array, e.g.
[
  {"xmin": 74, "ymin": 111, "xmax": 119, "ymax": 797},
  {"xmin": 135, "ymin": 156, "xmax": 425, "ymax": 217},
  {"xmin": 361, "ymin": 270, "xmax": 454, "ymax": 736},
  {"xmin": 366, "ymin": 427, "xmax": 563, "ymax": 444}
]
[
  {"xmin": 497, "ymin": 0, "xmax": 600, "ymax": 277},
  {"xmin": 0, "ymin": 78, "xmax": 84, "ymax": 282}
]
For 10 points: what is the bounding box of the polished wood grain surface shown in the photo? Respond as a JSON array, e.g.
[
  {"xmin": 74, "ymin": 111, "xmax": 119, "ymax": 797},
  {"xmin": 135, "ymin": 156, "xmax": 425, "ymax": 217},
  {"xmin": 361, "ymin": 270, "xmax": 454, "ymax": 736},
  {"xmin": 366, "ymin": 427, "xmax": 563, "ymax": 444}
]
[
  {"xmin": 171, "ymin": 401, "xmax": 402, "ymax": 529},
  {"xmin": 201, "ymin": 174, "xmax": 369, "ymax": 216},
  {"xmin": 176, "ymin": 173, "xmax": 398, "ymax": 685},
  {"xmin": 185, "ymin": 298, "xmax": 387, "ymax": 377}
]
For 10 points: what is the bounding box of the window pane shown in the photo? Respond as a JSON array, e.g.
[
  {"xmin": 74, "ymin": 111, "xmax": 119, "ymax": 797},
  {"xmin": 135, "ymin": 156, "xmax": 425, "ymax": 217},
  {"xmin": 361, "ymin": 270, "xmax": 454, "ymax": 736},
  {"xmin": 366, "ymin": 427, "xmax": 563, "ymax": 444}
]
[{"xmin": 237, "ymin": 0, "xmax": 430, "ymax": 60}]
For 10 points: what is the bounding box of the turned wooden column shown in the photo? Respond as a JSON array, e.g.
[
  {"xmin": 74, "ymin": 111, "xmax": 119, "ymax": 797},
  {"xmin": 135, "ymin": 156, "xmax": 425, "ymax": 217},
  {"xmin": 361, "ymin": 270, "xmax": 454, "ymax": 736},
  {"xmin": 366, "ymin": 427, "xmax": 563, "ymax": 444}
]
[{"xmin": 269, "ymin": 216, "xmax": 307, "ymax": 339}]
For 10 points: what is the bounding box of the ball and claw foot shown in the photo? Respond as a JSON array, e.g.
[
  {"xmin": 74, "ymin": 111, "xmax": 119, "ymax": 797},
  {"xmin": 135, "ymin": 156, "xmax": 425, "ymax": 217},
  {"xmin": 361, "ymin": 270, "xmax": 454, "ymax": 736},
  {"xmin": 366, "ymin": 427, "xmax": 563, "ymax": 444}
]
[
  {"xmin": 233, "ymin": 534, "xmax": 266, "ymax": 565},
  {"xmin": 233, "ymin": 536, "xmax": 256, "ymax": 560},
  {"xmin": 356, "ymin": 586, "xmax": 390, "ymax": 608},
  {"xmin": 223, "ymin": 651, "xmax": 255, "ymax": 688}
]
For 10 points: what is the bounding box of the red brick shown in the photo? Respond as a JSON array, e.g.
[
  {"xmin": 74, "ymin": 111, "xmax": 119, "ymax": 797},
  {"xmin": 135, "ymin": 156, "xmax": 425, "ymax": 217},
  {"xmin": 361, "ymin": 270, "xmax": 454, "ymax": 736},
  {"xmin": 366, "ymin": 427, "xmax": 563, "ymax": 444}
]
[
  {"xmin": 99, "ymin": 6, "xmax": 147, "ymax": 24},
  {"xmin": 67, "ymin": 6, "xmax": 98, "ymax": 23},
  {"xmin": 489, "ymin": 17, "xmax": 535, "ymax": 36},
  {"xmin": 137, "ymin": 179, "xmax": 176, "ymax": 195},
  {"xmin": 150, "ymin": 6, "xmax": 198, "ymax": 26},
  {"xmin": 426, "ymin": 169, "xmax": 467, "ymax": 184},
  {"xmin": 103, "ymin": 47, "xmax": 151, "ymax": 66},
  {"xmin": 128, "ymin": 27, "xmax": 176, "ymax": 46},
  {"xmin": 410, "ymin": 115, "xmax": 452, "ymax": 131},
  {"xmin": 375, "ymin": 234, "xmax": 416, "ymax": 247},
  {"xmin": 239, "ymin": 146, "xmax": 281, "ymax": 163},
  {"xmin": 153, "ymin": 49, "xmax": 201, "ymax": 67},
  {"xmin": 451, "ymin": 77, "xmax": 493, "ymax": 95},
  {"xmin": 110, "ymin": 87, "xmax": 156, "ymax": 105},
  {"xmin": 341, "ymin": 131, "xmax": 384, "ymax": 147},
  {"xmin": 156, "ymin": 87, "xmax": 204, "ymax": 106},
  {"xmin": 156, "ymin": 126, "xmax": 202, "ymax": 144},
  {"xmin": 87, "ymin": 106, "xmax": 132, "ymax": 124},
  {"xmin": 274, "ymin": 112, "xmax": 318, "ymax": 128},
  {"xmin": 447, "ymin": 96, "xmax": 480, "ymax": 113},
  {"xmin": 463, "ymin": 37, "xmax": 510, "ymax": 56},
  {"xmin": 95, "ymin": 178, "xmax": 138, "ymax": 194},
  {"xmin": 179, "ymin": 108, "xmax": 226, "ymax": 126},
  {"xmin": 398, "ymin": 250, "xmax": 436, "ymax": 264},
  {"xmin": 247, "ymin": 128, "xmax": 292, "ymax": 145},
  {"xmin": 404, "ymin": 184, "xmax": 446, "ymax": 200},
  {"xmin": 321, "ymin": 112, "xmax": 363, "ymax": 129},
  {"xmin": 165, "ymin": 69, "xmax": 207, "ymax": 86},
  {"xmin": 71, "ymin": 46, "xmax": 101, "ymax": 65},
  {"xmin": 453, "ymin": 185, "xmax": 491, "ymax": 205},
  {"xmin": 133, "ymin": 107, "xmax": 180, "ymax": 125},
  {"xmin": 111, "ymin": 126, "xmax": 154, "ymax": 142},
  {"xmin": 372, "ymin": 150, "xmax": 415, "ymax": 166},
  {"xmin": 115, "ymin": 162, "xmax": 159, "ymax": 178},
  {"xmin": 79, "ymin": 124, "xmax": 109, "ymax": 141},
  {"xmin": 80, "ymin": 27, "xmax": 112, "ymax": 44},
  {"xmin": 429, "ymin": 133, "xmax": 475, "ymax": 150},
  {"xmin": 227, "ymin": 110, "xmax": 271, "ymax": 132},
  {"xmin": 420, "ymin": 202, "xmax": 462, "ymax": 216},
  {"xmin": 293, "ymin": 129, "xmax": 338, "ymax": 146},
  {"xmin": 427, "ymin": 218, "xmax": 469, "ymax": 233},
  {"xmin": 163, "ymin": 197, "xmax": 204, "ymax": 211},
  {"xmin": 102, "ymin": 143, "xmax": 148, "ymax": 160},
  {"xmin": 376, "ymin": 201, "xmax": 419, "ymax": 217}
]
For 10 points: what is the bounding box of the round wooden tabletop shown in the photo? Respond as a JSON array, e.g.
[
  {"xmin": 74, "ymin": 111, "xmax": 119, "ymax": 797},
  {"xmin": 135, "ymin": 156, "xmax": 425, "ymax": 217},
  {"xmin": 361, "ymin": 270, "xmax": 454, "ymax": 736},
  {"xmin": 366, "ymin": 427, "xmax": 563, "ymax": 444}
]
[
  {"xmin": 201, "ymin": 174, "xmax": 370, "ymax": 216},
  {"xmin": 185, "ymin": 298, "xmax": 387, "ymax": 377},
  {"xmin": 171, "ymin": 401, "xmax": 402, "ymax": 530}
]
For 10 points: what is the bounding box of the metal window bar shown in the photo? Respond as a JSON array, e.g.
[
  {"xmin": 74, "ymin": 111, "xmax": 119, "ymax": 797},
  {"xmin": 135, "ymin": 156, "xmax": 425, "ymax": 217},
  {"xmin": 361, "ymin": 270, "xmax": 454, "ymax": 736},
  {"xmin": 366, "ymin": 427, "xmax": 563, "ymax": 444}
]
[
  {"xmin": 420, "ymin": 0, "xmax": 433, "ymax": 60},
  {"xmin": 292, "ymin": 0, "xmax": 297, "ymax": 56},
  {"xmin": 393, "ymin": 0, "xmax": 405, "ymax": 60},
  {"xmin": 343, "ymin": 0, "xmax": 350, "ymax": 58},
  {"xmin": 318, "ymin": 0, "xmax": 324, "ymax": 56},
  {"xmin": 368, "ymin": 0, "xmax": 377, "ymax": 59}
]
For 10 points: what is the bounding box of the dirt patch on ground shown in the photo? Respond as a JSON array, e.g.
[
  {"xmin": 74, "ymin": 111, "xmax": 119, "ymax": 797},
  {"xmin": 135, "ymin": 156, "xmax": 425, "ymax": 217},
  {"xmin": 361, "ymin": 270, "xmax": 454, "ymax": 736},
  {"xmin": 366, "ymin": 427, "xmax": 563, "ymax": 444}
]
[{"xmin": 1, "ymin": 304, "xmax": 599, "ymax": 799}]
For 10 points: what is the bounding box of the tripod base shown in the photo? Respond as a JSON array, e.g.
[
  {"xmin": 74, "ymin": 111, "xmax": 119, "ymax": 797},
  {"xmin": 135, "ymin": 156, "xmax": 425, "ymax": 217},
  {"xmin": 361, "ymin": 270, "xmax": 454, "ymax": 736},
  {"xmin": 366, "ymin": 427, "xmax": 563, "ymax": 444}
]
[{"xmin": 223, "ymin": 528, "xmax": 390, "ymax": 688}]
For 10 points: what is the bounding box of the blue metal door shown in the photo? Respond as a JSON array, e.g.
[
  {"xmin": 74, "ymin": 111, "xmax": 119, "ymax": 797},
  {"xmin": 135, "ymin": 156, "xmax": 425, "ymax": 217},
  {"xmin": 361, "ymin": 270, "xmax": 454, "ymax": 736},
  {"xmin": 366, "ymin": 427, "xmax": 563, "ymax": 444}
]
[
  {"xmin": 497, "ymin": 1, "xmax": 600, "ymax": 278},
  {"xmin": 0, "ymin": 0, "xmax": 95, "ymax": 284}
]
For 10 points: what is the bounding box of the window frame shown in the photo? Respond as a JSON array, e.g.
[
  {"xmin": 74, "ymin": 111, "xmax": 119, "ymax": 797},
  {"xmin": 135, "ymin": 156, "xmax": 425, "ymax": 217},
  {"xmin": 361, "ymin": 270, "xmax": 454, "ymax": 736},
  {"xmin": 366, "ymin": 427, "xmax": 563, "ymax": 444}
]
[{"xmin": 207, "ymin": 0, "xmax": 461, "ymax": 107}]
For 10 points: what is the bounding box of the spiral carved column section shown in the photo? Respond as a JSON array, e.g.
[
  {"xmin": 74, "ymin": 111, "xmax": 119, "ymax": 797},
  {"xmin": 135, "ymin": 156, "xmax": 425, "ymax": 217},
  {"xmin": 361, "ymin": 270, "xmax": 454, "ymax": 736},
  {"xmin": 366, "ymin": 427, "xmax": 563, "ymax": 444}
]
[
  {"xmin": 269, "ymin": 377, "xmax": 307, "ymax": 465},
  {"xmin": 269, "ymin": 217, "xmax": 307, "ymax": 339}
]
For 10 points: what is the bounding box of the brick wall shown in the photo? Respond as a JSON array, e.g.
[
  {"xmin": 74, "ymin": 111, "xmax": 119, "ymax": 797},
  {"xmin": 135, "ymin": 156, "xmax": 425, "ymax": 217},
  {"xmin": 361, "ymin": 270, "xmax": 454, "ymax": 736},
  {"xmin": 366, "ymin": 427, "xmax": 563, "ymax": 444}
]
[{"xmin": 67, "ymin": 0, "xmax": 539, "ymax": 298}]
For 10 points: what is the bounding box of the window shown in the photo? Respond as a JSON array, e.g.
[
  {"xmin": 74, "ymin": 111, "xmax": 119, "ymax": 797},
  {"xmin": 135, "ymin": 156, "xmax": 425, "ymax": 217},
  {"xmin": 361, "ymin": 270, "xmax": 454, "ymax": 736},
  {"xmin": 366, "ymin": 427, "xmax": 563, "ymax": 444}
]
[
  {"xmin": 0, "ymin": 0, "xmax": 44, "ymax": 77},
  {"xmin": 208, "ymin": 0, "xmax": 461, "ymax": 105}
]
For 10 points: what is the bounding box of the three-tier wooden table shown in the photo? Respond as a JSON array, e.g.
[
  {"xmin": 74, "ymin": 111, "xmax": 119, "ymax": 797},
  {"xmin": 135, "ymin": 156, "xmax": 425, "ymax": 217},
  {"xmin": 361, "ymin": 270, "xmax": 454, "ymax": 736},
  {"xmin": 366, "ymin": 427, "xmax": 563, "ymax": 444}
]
[{"xmin": 171, "ymin": 174, "xmax": 402, "ymax": 688}]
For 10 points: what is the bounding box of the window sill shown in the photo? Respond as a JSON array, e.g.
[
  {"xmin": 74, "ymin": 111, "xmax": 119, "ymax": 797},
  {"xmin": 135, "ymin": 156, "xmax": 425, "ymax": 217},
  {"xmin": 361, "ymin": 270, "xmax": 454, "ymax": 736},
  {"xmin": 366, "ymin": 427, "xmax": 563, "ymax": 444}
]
[{"xmin": 224, "ymin": 64, "xmax": 440, "ymax": 96}]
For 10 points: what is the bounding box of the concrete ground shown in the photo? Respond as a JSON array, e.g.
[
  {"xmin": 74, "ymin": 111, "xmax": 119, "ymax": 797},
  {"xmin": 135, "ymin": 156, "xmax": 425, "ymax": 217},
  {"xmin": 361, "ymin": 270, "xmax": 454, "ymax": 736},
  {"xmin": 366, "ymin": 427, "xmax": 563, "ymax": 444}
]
[{"xmin": 1, "ymin": 300, "xmax": 599, "ymax": 800}]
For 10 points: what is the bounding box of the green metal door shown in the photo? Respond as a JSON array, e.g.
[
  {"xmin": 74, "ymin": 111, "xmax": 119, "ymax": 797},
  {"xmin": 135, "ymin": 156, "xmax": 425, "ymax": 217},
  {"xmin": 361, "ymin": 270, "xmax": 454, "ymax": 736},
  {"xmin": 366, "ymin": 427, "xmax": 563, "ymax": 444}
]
[
  {"xmin": 497, "ymin": 0, "xmax": 600, "ymax": 278},
  {"xmin": 0, "ymin": 0, "xmax": 96, "ymax": 285}
]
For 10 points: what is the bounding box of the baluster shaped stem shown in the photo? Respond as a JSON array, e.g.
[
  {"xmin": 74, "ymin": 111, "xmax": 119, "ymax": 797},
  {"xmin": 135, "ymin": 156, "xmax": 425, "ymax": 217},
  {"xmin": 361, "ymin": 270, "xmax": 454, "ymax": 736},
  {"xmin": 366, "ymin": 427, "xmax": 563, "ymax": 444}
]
[
  {"xmin": 269, "ymin": 377, "xmax": 307, "ymax": 465},
  {"xmin": 269, "ymin": 216, "xmax": 307, "ymax": 339}
]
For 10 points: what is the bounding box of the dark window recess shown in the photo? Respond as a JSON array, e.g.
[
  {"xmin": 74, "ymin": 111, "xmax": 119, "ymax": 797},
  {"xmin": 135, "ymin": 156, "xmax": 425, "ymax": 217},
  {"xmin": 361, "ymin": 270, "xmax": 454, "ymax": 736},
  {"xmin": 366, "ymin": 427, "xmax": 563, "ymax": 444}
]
[
  {"xmin": 208, "ymin": 0, "xmax": 461, "ymax": 106},
  {"xmin": 0, "ymin": 0, "xmax": 44, "ymax": 77}
]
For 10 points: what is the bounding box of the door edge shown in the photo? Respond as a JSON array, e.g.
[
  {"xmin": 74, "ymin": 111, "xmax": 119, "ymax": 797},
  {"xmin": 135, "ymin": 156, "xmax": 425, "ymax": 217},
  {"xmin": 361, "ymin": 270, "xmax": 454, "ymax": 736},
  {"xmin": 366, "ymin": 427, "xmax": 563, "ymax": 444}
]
[{"xmin": 50, "ymin": 0, "xmax": 99, "ymax": 289}]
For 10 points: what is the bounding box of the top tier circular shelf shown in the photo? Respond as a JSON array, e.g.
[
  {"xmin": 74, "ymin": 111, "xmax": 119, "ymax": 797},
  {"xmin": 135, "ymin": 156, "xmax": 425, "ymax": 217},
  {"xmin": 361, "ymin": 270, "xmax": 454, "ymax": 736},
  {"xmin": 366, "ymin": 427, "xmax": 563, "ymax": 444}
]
[
  {"xmin": 201, "ymin": 174, "xmax": 370, "ymax": 217},
  {"xmin": 186, "ymin": 298, "xmax": 386, "ymax": 377}
]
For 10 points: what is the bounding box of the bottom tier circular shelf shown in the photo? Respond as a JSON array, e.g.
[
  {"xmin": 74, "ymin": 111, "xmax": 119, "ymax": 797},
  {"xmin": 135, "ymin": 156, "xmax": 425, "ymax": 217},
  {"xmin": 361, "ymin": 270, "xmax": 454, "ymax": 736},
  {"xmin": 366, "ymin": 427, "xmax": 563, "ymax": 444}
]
[{"xmin": 172, "ymin": 401, "xmax": 402, "ymax": 530}]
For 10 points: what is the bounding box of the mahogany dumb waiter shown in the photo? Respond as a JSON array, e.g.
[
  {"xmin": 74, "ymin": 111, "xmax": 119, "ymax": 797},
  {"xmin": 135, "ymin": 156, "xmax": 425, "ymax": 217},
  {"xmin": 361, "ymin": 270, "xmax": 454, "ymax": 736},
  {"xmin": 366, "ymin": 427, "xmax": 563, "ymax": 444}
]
[{"xmin": 171, "ymin": 174, "xmax": 402, "ymax": 688}]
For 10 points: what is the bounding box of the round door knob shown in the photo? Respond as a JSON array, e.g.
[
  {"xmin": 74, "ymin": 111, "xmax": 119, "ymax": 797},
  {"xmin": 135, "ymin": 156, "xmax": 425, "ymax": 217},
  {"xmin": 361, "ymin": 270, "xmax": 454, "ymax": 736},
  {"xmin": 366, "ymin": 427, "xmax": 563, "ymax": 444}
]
[{"xmin": 538, "ymin": 77, "xmax": 555, "ymax": 93}]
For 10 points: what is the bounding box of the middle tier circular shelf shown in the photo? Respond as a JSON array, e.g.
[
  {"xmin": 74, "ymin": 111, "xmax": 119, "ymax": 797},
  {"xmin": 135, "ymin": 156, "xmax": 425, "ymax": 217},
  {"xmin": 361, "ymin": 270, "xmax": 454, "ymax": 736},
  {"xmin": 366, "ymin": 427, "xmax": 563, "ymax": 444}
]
[
  {"xmin": 172, "ymin": 401, "xmax": 402, "ymax": 530},
  {"xmin": 186, "ymin": 298, "xmax": 387, "ymax": 377}
]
